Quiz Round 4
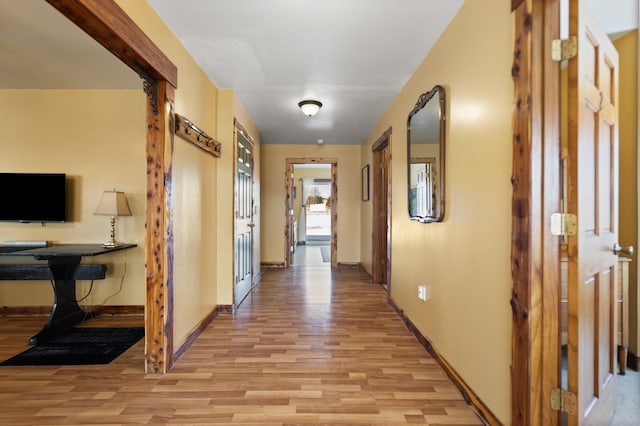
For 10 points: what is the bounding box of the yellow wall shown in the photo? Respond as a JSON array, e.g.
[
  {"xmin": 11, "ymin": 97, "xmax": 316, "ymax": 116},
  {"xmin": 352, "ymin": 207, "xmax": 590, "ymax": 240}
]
[
  {"xmin": 115, "ymin": 0, "xmax": 254, "ymax": 346},
  {"xmin": 172, "ymin": 131, "xmax": 219, "ymax": 344},
  {"xmin": 261, "ymin": 145, "xmax": 361, "ymax": 264},
  {"xmin": 0, "ymin": 90, "xmax": 146, "ymax": 307},
  {"xmin": 112, "ymin": 1, "xmax": 262, "ymax": 342},
  {"xmin": 215, "ymin": 90, "xmax": 235, "ymax": 305},
  {"xmin": 360, "ymin": 0, "xmax": 513, "ymax": 422},
  {"xmin": 615, "ymin": 30, "xmax": 639, "ymax": 356}
]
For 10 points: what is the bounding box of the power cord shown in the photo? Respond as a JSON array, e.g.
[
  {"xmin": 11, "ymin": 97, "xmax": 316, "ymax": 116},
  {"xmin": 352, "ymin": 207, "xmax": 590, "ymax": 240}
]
[
  {"xmin": 77, "ymin": 280, "xmax": 95, "ymax": 302},
  {"xmin": 51, "ymin": 278, "xmax": 95, "ymax": 303},
  {"xmin": 100, "ymin": 250, "xmax": 128, "ymax": 305}
]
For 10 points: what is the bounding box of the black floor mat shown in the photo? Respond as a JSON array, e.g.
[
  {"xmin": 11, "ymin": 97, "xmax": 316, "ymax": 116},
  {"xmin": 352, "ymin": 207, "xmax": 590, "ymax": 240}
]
[{"xmin": 0, "ymin": 327, "xmax": 144, "ymax": 366}]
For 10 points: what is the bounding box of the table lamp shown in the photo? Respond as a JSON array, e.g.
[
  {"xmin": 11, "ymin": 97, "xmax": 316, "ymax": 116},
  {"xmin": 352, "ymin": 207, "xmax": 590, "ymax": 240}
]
[{"xmin": 94, "ymin": 190, "xmax": 132, "ymax": 247}]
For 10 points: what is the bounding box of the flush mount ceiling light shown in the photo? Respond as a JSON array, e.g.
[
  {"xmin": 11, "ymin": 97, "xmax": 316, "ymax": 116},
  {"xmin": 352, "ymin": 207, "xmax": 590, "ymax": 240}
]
[{"xmin": 298, "ymin": 99, "xmax": 322, "ymax": 117}]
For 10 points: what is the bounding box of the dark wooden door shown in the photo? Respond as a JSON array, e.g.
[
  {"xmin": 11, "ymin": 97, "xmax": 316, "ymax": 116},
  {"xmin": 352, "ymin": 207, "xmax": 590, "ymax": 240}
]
[{"xmin": 372, "ymin": 131, "xmax": 391, "ymax": 288}]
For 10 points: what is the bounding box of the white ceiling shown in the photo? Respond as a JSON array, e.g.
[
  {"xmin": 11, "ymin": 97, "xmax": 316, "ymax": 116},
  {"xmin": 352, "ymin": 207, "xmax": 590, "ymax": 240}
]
[
  {"xmin": 147, "ymin": 0, "xmax": 465, "ymax": 145},
  {"xmin": 1, "ymin": 0, "xmax": 637, "ymax": 146}
]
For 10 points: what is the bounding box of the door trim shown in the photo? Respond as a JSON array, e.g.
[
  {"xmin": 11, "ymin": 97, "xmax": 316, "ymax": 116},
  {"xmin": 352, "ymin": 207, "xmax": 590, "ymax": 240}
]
[
  {"xmin": 511, "ymin": 0, "xmax": 562, "ymax": 424},
  {"xmin": 284, "ymin": 158, "xmax": 338, "ymax": 268}
]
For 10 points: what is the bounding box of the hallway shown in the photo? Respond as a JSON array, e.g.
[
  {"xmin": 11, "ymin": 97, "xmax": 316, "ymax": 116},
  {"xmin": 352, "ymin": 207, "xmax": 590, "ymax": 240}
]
[{"xmin": 0, "ymin": 266, "xmax": 482, "ymax": 424}]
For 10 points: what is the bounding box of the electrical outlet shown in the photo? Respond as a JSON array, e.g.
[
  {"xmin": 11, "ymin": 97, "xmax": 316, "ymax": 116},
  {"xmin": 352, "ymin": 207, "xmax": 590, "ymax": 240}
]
[{"xmin": 418, "ymin": 284, "xmax": 427, "ymax": 301}]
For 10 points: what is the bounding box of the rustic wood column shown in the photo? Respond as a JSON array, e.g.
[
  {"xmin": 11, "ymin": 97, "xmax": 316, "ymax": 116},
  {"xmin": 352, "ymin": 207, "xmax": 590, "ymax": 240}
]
[
  {"xmin": 511, "ymin": 1, "xmax": 535, "ymax": 420},
  {"xmin": 144, "ymin": 79, "xmax": 175, "ymax": 373},
  {"xmin": 511, "ymin": 0, "xmax": 561, "ymax": 424}
]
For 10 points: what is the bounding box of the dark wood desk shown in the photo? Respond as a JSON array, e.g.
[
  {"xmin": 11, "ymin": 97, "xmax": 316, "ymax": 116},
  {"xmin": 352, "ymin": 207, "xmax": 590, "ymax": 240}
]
[{"xmin": 0, "ymin": 243, "xmax": 137, "ymax": 344}]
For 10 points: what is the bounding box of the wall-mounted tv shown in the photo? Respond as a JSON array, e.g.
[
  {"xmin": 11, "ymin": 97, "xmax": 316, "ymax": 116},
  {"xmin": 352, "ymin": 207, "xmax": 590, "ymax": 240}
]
[{"xmin": 0, "ymin": 173, "xmax": 67, "ymax": 223}]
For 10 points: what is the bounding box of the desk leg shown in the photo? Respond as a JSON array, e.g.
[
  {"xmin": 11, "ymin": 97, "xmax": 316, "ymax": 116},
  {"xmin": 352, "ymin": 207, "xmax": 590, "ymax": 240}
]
[{"xmin": 29, "ymin": 256, "xmax": 93, "ymax": 345}]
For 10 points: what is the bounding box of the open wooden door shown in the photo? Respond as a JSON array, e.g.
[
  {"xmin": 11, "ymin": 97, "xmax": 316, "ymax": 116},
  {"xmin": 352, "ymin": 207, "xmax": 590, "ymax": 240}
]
[{"xmin": 566, "ymin": 1, "xmax": 620, "ymax": 424}]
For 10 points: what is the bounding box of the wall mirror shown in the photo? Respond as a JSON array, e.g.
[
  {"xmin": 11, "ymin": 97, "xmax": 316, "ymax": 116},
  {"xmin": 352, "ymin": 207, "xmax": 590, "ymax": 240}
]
[{"xmin": 407, "ymin": 85, "xmax": 446, "ymax": 222}]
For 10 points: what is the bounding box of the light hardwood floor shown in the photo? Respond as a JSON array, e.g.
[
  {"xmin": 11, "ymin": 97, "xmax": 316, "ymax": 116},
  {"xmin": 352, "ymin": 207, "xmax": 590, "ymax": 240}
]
[
  {"xmin": 0, "ymin": 266, "xmax": 483, "ymax": 425},
  {"xmin": 292, "ymin": 243, "xmax": 330, "ymax": 266}
]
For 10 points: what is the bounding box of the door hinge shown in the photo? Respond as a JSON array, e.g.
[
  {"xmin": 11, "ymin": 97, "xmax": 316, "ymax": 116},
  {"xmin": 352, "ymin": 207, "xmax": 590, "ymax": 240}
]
[
  {"xmin": 552, "ymin": 36, "xmax": 577, "ymax": 61},
  {"xmin": 550, "ymin": 388, "xmax": 577, "ymax": 414},
  {"xmin": 551, "ymin": 213, "xmax": 577, "ymax": 237}
]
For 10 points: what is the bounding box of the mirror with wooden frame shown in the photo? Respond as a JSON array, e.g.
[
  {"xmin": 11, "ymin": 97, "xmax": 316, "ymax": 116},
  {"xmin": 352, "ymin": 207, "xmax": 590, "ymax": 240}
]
[{"xmin": 407, "ymin": 85, "xmax": 446, "ymax": 222}]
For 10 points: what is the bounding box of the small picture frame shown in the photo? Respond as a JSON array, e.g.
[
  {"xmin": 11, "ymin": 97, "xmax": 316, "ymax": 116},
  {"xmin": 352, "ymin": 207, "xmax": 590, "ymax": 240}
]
[{"xmin": 362, "ymin": 165, "xmax": 370, "ymax": 201}]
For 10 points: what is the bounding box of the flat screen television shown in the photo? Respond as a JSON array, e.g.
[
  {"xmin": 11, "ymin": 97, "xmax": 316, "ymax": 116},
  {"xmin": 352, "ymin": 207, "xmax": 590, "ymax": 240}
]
[{"xmin": 0, "ymin": 173, "xmax": 67, "ymax": 223}]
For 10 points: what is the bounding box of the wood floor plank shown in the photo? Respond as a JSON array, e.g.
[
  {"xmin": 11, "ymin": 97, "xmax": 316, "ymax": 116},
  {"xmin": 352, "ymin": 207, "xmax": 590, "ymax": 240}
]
[{"xmin": 0, "ymin": 266, "xmax": 482, "ymax": 424}]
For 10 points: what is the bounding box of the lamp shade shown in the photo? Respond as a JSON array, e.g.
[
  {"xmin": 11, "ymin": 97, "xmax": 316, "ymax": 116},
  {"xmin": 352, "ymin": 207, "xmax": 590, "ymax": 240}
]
[
  {"xmin": 94, "ymin": 190, "xmax": 132, "ymax": 217},
  {"xmin": 298, "ymin": 99, "xmax": 322, "ymax": 117}
]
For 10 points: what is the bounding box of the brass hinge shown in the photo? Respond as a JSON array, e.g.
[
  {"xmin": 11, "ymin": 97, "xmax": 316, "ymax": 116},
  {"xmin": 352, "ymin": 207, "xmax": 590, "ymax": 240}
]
[
  {"xmin": 552, "ymin": 36, "xmax": 577, "ymax": 61},
  {"xmin": 551, "ymin": 213, "xmax": 577, "ymax": 237},
  {"xmin": 550, "ymin": 388, "xmax": 577, "ymax": 414}
]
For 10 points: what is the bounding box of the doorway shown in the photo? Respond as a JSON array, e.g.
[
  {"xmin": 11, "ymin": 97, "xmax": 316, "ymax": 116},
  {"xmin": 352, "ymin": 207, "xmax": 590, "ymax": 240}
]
[
  {"xmin": 511, "ymin": 1, "xmax": 635, "ymax": 423},
  {"xmin": 292, "ymin": 164, "xmax": 332, "ymax": 266},
  {"xmin": 284, "ymin": 158, "xmax": 338, "ymax": 268},
  {"xmin": 372, "ymin": 129, "xmax": 392, "ymax": 289},
  {"xmin": 46, "ymin": 1, "xmax": 178, "ymax": 373}
]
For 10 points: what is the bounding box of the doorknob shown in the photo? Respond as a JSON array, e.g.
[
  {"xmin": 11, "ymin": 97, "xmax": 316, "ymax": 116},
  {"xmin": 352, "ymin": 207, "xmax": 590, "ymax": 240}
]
[{"xmin": 613, "ymin": 243, "xmax": 634, "ymax": 256}]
